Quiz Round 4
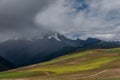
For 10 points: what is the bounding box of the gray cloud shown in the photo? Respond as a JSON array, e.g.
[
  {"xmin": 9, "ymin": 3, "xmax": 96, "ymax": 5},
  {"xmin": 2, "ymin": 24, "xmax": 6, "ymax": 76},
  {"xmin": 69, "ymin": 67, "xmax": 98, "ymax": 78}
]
[
  {"xmin": 0, "ymin": 0, "xmax": 120, "ymax": 41},
  {"xmin": 36, "ymin": 0, "xmax": 120, "ymax": 41}
]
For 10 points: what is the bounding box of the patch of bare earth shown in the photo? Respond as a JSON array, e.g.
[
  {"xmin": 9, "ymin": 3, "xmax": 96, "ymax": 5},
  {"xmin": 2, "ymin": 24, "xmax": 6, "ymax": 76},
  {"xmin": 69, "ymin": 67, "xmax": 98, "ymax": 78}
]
[
  {"xmin": 65, "ymin": 68, "xmax": 120, "ymax": 80},
  {"xmin": 98, "ymin": 68, "xmax": 120, "ymax": 78}
]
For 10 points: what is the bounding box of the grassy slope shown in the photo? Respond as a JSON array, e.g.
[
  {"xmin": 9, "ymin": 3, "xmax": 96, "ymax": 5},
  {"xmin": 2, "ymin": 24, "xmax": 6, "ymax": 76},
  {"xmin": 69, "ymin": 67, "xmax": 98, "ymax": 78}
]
[{"xmin": 0, "ymin": 48, "xmax": 120, "ymax": 80}]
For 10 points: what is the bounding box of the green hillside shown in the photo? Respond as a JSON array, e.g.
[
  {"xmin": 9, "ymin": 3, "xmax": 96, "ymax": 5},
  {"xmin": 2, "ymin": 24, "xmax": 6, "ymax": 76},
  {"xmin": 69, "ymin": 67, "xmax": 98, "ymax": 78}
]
[{"xmin": 0, "ymin": 48, "xmax": 120, "ymax": 80}]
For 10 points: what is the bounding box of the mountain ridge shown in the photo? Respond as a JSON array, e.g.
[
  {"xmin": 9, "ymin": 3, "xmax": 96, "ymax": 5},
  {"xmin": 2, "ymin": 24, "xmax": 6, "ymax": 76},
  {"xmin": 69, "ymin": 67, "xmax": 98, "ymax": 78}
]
[{"xmin": 0, "ymin": 32, "xmax": 119, "ymax": 70}]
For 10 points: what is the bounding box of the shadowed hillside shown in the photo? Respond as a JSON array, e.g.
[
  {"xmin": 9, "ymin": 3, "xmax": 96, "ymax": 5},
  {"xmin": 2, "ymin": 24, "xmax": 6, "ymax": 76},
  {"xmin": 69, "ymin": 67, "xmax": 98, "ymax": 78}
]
[{"xmin": 0, "ymin": 56, "xmax": 15, "ymax": 71}]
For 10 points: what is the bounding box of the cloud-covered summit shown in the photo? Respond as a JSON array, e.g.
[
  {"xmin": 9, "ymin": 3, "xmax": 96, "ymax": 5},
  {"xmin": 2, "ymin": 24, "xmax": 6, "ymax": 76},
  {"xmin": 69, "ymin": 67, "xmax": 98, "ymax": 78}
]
[{"xmin": 0, "ymin": 0, "xmax": 120, "ymax": 41}]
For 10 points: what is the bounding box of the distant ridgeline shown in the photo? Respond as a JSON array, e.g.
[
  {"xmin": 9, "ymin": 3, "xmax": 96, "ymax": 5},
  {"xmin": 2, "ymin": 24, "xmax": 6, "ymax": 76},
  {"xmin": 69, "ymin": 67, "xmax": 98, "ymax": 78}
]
[{"xmin": 0, "ymin": 32, "xmax": 120, "ymax": 71}]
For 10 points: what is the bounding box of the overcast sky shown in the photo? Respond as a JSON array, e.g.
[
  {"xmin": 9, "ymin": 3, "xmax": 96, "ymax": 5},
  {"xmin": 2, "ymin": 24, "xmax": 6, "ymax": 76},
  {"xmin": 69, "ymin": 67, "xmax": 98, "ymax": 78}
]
[{"xmin": 0, "ymin": 0, "xmax": 120, "ymax": 41}]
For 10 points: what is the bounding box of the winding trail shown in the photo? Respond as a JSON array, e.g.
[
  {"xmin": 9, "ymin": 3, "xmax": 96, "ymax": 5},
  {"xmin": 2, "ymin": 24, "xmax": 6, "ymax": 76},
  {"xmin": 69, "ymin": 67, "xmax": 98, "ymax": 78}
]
[{"xmin": 81, "ymin": 70, "xmax": 108, "ymax": 78}]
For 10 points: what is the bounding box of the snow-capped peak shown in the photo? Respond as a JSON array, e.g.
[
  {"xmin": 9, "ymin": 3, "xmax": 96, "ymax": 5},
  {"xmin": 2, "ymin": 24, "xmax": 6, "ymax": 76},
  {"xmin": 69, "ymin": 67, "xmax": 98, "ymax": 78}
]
[
  {"xmin": 52, "ymin": 33, "xmax": 62, "ymax": 41},
  {"xmin": 48, "ymin": 36, "xmax": 52, "ymax": 39},
  {"xmin": 45, "ymin": 32, "xmax": 62, "ymax": 41}
]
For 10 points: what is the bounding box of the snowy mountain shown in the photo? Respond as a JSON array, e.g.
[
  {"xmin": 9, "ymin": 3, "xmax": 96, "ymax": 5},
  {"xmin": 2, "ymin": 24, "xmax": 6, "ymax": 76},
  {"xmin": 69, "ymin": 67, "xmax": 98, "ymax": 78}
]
[{"xmin": 0, "ymin": 32, "xmax": 119, "ymax": 69}]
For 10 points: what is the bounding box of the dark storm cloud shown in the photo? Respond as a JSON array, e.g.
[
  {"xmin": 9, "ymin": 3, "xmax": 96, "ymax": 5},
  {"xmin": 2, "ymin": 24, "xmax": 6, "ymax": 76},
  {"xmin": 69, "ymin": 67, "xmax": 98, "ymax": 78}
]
[
  {"xmin": 0, "ymin": 0, "xmax": 48, "ymax": 30},
  {"xmin": 0, "ymin": 0, "xmax": 55, "ymax": 41}
]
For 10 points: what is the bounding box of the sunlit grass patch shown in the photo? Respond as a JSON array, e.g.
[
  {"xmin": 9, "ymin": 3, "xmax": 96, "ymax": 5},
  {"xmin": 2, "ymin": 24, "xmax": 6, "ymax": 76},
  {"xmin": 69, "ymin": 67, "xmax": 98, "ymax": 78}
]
[
  {"xmin": 30, "ymin": 57, "xmax": 119, "ymax": 74},
  {"xmin": 0, "ymin": 71, "xmax": 39, "ymax": 78}
]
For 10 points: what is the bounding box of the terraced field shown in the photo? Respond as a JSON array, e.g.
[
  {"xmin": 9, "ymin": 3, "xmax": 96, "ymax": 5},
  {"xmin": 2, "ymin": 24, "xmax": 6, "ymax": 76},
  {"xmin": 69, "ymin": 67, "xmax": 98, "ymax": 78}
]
[{"xmin": 0, "ymin": 48, "xmax": 120, "ymax": 80}]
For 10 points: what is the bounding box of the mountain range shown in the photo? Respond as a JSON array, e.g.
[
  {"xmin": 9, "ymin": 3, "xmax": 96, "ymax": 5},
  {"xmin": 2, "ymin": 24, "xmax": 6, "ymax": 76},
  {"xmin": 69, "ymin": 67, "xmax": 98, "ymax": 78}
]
[{"xmin": 0, "ymin": 32, "xmax": 120, "ymax": 70}]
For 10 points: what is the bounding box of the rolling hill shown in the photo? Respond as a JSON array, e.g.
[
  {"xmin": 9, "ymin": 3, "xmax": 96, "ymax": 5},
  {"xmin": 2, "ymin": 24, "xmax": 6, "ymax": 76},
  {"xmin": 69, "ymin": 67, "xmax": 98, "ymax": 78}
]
[{"xmin": 0, "ymin": 48, "xmax": 120, "ymax": 80}]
